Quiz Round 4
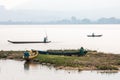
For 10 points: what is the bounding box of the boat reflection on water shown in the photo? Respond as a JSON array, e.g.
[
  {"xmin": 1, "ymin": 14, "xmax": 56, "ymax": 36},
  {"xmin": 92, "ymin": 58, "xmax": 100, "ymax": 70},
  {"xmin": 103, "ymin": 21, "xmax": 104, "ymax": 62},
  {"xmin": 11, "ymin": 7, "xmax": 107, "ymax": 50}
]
[{"xmin": 24, "ymin": 61, "xmax": 39, "ymax": 71}]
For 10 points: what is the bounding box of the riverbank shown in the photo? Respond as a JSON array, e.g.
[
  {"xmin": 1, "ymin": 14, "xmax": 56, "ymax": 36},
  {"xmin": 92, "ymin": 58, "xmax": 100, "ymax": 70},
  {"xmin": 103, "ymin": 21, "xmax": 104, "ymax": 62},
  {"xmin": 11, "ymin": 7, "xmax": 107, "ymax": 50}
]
[{"xmin": 0, "ymin": 50, "xmax": 120, "ymax": 71}]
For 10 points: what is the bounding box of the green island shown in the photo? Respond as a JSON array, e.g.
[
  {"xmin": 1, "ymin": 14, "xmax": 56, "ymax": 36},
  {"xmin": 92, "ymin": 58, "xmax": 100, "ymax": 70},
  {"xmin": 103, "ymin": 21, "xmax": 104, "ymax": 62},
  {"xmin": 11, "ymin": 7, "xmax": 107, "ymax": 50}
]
[{"xmin": 0, "ymin": 50, "xmax": 120, "ymax": 71}]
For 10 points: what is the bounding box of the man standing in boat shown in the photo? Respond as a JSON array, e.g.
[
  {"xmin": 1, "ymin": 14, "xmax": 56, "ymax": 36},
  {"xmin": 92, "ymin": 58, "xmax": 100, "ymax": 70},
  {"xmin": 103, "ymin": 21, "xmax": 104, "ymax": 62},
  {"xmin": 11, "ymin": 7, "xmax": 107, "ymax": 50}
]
[{"xmin": 44, "ymin": 36, "xmax": 48, "ymax": 43}]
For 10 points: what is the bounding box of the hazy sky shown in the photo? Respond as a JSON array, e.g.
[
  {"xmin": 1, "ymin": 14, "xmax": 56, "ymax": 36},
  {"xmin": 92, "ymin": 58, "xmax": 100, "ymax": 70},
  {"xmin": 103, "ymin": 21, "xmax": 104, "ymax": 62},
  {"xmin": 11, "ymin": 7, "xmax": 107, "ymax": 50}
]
[
  {"xmin": 0, "ymin": 0, "xmax": 119, "ymax": 11},
  {"xmin": 0, "ymin": 0, "xmax": 120, "ymax": 20}
]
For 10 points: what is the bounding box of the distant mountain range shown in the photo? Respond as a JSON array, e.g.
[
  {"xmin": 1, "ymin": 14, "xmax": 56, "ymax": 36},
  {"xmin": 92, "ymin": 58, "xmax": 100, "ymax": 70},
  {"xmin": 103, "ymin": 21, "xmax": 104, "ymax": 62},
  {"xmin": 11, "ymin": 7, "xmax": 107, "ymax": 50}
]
[
  {"xmin": 50, "ymin": 17, "xmax": 120, "ymax": 24},
  {"xmin": 0, "ymin": 6, "xmax": 120, "ymax": 24},
  {"xmin": 0, "ymin": 17, "xmax": 120, "ymax": 24}
]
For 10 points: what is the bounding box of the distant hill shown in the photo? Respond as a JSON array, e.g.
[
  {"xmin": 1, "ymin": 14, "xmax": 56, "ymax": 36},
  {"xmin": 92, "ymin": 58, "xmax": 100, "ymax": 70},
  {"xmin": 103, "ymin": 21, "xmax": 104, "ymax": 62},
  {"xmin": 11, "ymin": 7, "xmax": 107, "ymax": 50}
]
[
  {"xmin": 1, "ymin": 17, "xmax": 120, "ymax": 24},
  {"xmin": 0, "ymin": 6, "xmax": 120, "ymax": 24}
]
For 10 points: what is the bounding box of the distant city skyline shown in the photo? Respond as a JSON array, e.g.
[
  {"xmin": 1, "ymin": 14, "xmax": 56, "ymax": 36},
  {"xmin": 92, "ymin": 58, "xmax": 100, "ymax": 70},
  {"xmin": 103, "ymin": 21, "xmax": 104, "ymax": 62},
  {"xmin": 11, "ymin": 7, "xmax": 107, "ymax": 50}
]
[{"xmin": 0, "ymin": 0, "xmax": 120, "ymax": 22}]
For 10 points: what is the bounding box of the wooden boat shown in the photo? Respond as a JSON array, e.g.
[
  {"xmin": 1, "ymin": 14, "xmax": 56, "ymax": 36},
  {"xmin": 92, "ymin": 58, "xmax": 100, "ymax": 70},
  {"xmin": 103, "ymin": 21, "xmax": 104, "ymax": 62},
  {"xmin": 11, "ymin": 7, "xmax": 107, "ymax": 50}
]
[
  {"xmin": 87, "ymin": 33, "xmax": 102, "ymax": 37},
  {"xmin": 23, "ymin": 50, "xmax": 38, "ymax": 60},
  {"xmin": 8, "ymin": 36, "xmax": 51, "ymax": 44},
  {"xmin": 38, "ymin": 48, "xmax": 88, "ymax": 56},
  {"xmin": 87, "ymin": 35, "xmax": 102, "ymax": 37},
  {"xmin": 8, "ymin": 40, "xmax": 51, "ymax": 44}
]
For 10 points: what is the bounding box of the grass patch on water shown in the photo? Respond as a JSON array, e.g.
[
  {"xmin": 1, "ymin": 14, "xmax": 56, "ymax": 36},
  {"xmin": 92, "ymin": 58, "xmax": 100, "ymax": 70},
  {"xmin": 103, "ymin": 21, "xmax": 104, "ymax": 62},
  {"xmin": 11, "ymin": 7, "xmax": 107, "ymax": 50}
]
[
  {"xmin": 0, "ymin": 50, "xmax": 120, "ymax": 70},
  {"xmin": 35, "ymin": 52, "xmax": 120, "ymax": 70},
  {"xmin": 96, "ymin": 65, "xmax": 119, "ymax": 70},
  {"xmin": 36, "ymin": 54, "xmax": 81, "ymax": 67}
]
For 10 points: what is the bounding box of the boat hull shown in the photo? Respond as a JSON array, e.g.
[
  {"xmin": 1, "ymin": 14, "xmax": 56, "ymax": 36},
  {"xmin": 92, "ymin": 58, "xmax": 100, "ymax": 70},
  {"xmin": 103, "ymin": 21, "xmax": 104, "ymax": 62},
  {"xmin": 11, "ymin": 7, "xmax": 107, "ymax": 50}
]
[
  {"xmin": 87, "ymin": 35, "xmax": 102, "ymax": 37},
  {"xmin": 38, "ymin": 50, "xmax": 87, "ymax": 56},
  {"xmin": 23, "ymin": 50, "xmax": 39, "ymax": 60},
  {"xmin": 8, "ymin": 40, "xmax": 51, "ymax": 44}
]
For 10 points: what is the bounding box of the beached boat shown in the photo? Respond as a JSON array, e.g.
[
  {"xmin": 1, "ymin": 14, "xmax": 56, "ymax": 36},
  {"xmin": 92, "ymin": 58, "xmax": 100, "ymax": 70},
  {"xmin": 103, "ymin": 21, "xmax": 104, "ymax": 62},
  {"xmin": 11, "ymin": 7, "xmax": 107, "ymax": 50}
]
[
  {"xmin": 23, "ymin": 50, "xmax": 38, "ymax": 60},
  {"xmin": 38, "ymin": 47, "xmax": 88, "ymax": 56}
]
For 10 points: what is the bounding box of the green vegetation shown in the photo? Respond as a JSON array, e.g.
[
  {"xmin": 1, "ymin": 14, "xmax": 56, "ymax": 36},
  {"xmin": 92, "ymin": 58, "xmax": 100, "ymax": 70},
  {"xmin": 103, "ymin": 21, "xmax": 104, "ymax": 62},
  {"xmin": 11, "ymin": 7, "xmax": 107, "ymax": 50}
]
[
  {"xmin": 35, "ymin": 51, "xmax": 120, "ymax": 70},
  {"xmin": 36, "ymin": 54, "xmax": 81, "ymax": 67},
  {"xmin": 0, "ymin": 50, "xmax": 23, "ymax": 59},
  {"xmin": 96, "ymin": 65, "xmax": 119, "ymax": 70},
  {"xmin": 0, "ymin": 50, "xmax": 120, "ymax": 70}
]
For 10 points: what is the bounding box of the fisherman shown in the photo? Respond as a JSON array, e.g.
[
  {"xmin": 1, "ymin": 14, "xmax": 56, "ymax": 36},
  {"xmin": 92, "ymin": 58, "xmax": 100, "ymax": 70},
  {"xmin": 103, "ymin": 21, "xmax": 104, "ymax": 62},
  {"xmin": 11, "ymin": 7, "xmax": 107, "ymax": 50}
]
[
  {"xmin": 43, "ymin": 36, "xmax": 47, "ymax": 43},
  {"xmin": 78, "ymin": 47, "xmax": 87, "ymax": 56},
  {"xmin": 92, "ymin": 33, "xmax": 95, "ymax": 37},
  {"xmin": 24, "ymin": 50, "xmax": 30, "ymax": 58}
]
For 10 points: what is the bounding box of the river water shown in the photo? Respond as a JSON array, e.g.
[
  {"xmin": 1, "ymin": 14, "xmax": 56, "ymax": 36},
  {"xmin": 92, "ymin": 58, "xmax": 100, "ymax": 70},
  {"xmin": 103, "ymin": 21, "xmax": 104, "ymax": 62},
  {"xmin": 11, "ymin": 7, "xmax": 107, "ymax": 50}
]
[
  {"xmin": 0, "ymin": 25, "xmax": 120, "ymax": 80},
  {"xmin": 0, "ymin": 25, "xmax": 120, "ymax": 54},
  {"xmin": 0, "ymin": 60, "xmax": 119, "ymax": 80}
]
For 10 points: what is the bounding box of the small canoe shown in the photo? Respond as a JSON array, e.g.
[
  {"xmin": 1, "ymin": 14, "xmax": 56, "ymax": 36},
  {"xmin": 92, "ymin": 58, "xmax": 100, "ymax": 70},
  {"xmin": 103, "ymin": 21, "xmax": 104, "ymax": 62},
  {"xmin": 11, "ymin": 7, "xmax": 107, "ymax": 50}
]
[
  {"xmin": 8, "ymin": 40, "xmax": 51, "ymax": 44},
  {"xmin": 23, "ymin": 50, "xmax": 38, "ymax": 60},
  {"xmin": 87, "ymin": 35, "xmax": 102, "ymax": 37},
  {"xmin": 87, "ymin": 33, "xmax": 102, "ymax": 37}
]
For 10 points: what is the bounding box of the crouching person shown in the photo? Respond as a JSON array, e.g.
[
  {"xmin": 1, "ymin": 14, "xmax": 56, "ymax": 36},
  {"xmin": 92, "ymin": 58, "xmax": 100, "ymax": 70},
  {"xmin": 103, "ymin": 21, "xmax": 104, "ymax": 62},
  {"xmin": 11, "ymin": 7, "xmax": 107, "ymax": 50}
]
[
  {"xmin": 78, "ymin": 47, "xmax": 87, "ymax": 56},
  {"xmin": 24, "ymin": 50, "xmax": 30, "ymax": 59}
]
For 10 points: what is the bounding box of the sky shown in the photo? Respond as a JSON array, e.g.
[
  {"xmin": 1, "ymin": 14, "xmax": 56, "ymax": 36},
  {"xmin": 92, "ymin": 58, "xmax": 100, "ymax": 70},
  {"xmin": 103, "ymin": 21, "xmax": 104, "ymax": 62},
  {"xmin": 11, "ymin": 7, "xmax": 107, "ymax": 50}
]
[
  {"xmin": 0, "ymin": 0, "xmax": 120, "ymax": 21},
  {"xmin": 0, "ymin": 0, "xmax": 119, "ymax": 11},
  {"xmin": 0, "ymin": 0, "xmax": 29, "ymax": 9}
]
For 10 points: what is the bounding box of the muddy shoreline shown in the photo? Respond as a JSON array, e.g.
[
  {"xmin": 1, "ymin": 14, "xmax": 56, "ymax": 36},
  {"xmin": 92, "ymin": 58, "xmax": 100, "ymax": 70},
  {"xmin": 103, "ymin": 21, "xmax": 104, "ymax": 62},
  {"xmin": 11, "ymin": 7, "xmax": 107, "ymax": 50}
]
[{"xmin": 0, "ymin": 50, "xmax": 120, "ymax": 71}]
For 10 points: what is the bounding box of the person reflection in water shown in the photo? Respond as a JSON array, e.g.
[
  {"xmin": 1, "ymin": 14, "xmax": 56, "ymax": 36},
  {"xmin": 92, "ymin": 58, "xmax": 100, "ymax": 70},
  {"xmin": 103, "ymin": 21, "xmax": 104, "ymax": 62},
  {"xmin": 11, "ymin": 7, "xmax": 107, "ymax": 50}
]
[{"xmin": 24, "ymin": 62, "xmax": 30, "ymax": 70}]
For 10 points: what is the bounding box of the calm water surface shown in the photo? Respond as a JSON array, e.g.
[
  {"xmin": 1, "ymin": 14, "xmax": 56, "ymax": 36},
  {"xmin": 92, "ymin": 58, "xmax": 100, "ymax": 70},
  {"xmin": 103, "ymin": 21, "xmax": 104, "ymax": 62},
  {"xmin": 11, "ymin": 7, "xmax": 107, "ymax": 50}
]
[
  {"xmin": 0, "ymin": 60, "xmax": 119, "ymax": 80},
  {"xmin": 0, "ymin": 25, "xmax": 120, "ymax": 54},
  {"xmin": 0, "ymin": 25, "xmax": 120, "ymax": 80}
]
